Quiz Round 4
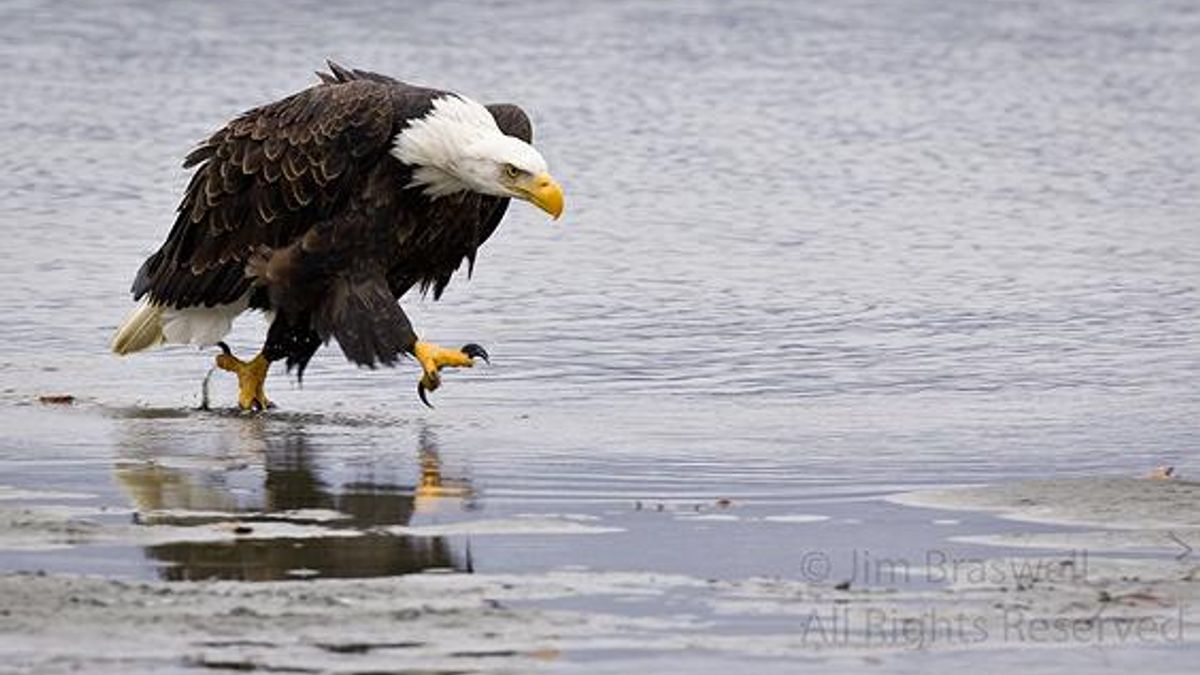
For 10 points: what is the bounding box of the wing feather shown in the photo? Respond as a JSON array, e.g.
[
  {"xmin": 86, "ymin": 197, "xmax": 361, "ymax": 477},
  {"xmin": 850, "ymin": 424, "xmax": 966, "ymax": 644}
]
[{"xmin": 132, "ymin": 76, "xmax": 403, "ymax": 308}]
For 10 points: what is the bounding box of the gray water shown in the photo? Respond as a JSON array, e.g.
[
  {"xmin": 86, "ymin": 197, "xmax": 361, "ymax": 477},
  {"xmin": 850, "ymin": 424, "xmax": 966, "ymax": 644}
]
[{"xmin": 0, "ymin": 0, "xmax": 1198, "ymax": 668}]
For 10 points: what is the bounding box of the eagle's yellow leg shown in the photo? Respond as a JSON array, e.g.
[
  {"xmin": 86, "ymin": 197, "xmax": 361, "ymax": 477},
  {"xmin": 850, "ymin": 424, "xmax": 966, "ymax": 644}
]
[
  {"xmin": 215, "ymin": 347, "xmax": 272, "ymax": 411},
  {"xmin": 412, "ymin": 340, "xmax": 489, "ymax": 407}
]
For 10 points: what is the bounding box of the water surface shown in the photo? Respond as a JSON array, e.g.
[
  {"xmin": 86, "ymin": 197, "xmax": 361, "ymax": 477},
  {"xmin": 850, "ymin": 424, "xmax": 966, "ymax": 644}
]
[{"xmin": 0, "ymin": 0, "xmax": 1198, "ymax": 668}]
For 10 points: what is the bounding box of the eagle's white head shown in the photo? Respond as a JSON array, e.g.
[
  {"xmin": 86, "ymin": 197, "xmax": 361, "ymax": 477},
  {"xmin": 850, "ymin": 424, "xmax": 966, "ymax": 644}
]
[{"xmin": 392, "ymin": 95, "xmax": 564, "ymax": 219}]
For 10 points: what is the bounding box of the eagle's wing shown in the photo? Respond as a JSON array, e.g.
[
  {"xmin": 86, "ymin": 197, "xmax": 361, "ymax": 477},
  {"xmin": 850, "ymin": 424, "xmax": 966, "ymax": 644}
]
[{"xmin": 132, "ymin": 73, "xmax": 405, "ymax": 309}]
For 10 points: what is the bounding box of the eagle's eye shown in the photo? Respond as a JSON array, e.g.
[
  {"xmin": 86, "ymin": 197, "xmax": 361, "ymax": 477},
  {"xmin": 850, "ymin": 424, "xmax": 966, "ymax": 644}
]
[{"xmin": 503, "ymin": 164, "xmax": 521, "ymax": 180}]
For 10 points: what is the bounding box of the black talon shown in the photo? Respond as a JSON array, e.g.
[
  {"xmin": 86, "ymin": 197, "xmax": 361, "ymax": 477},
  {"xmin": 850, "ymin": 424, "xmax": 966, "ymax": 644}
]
[
  {"xmin": 417, "ymin": 381, "xmax": 434, "ymax": 409},
  {"xmin": 461, "ymin": 343, "xmax": 490, "ymax": 364},
  {"xmin": 216, "ymin": 341, "xmax": 233, "ymax": 357}
]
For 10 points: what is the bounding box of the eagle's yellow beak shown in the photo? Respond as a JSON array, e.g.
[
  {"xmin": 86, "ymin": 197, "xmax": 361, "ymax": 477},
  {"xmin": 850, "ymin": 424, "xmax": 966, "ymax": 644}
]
[{"xmin": 521, "ymin": 172, "xmax": 564, "ymax": 220}]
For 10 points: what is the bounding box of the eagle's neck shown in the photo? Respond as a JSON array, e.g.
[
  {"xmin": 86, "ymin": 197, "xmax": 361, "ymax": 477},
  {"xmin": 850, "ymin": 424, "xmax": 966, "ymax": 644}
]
[{"xmin": 392, "ymin": 95, "xmax": 500, "ymax": 198}]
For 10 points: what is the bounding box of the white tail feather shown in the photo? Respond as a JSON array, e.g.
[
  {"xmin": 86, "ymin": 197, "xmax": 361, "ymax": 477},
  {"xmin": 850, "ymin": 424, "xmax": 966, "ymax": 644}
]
[
  {"xmin": 110, "ymin": 300, "xmax": 165, "ymax": 355},
  {"xmin": 161, "ymin": 300, "xmax": 246, "ymax": 347},
  {"xmin": 111, "ymin": 294, "xmax": 250, "ymax": 355}
]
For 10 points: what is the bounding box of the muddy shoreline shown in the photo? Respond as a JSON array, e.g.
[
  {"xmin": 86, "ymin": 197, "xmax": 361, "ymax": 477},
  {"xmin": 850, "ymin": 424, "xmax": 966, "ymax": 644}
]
[
  {"xmin": 2, "ymin": 554, "xmax": 1197, "ymax": 674},
  {"xmin": 4, "ymin": 459, "xmax": 1200, "ymax": 672}
]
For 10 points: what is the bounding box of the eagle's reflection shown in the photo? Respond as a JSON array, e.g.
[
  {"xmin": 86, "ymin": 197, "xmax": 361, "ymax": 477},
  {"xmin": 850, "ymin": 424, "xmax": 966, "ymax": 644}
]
[{"xmin": 114, "ymin": 416, "xmax": 472, "ymax": 581}]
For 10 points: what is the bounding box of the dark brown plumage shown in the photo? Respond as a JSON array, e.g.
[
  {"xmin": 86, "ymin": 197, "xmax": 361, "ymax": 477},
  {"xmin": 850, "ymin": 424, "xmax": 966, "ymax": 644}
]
[{"xmin": 129, "ymin": 62, "xmax": 534, "ymax": 379}]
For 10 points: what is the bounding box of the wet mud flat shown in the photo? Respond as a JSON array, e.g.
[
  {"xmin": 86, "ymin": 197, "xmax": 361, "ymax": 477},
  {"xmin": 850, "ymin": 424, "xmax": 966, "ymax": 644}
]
[
  {"xmin": 2, "ymin": 405, "xmax": 1200, "ymax": 673},
  {"xmin": 0, "ymin": 544, "xmax": 1197, "ymax": 673}
]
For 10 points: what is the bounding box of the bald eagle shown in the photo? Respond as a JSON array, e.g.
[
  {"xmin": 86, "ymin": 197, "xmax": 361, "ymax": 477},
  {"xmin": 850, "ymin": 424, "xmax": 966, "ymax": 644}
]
[{"xmin": 110, "ymin": 62, "xmax": 564, "ymax": 409}]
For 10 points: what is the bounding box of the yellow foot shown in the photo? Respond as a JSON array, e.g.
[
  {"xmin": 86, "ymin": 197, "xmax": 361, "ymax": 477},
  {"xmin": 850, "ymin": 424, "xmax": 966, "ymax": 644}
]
[
  {"xmin": 214, "ymin": 343, "xmax": 273, "ymax": 411},
  {"xmin": 412, "ymin": 341, "xmax": 489, "ymax": 407}
]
